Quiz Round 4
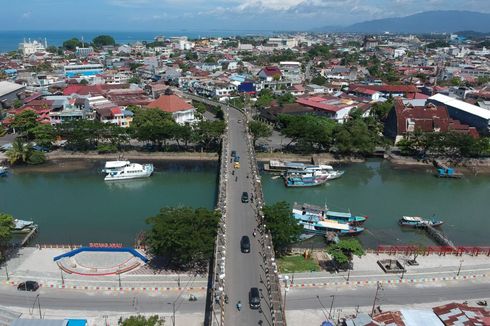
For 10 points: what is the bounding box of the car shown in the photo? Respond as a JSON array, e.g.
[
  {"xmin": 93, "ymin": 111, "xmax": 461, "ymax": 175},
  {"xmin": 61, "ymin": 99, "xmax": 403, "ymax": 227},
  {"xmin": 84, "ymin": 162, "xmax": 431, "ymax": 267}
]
[
  {"xmin": 241, "ymin": 192, "xmax": 249, "ymax": 203},
  {"xmin": 240, "ymin": 235, "xmax": 250, "ymax": 253},
  {"xmin": 234, "ymin": 155, "xmax": 240, "ymax": 162},
  {"xmin": 234, "ymin": 162, "xmax": 240, "ymax": 169},
  {"xmin": 249, "ymin": 287, "xmax": 260, "ymax": 309},
  {"xmin": 17, "ymin": 281, "xmax": 39, "ymax": 292},
  {"xmin": 231, "ymin": 150, "xmax": 237, "ymax": 158}
]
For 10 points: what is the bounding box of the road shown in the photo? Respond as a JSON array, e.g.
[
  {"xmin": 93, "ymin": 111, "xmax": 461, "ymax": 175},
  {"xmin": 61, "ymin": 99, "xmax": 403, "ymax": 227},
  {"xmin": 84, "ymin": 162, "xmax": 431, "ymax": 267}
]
[{"xmin": 223, "ymin": 107, "xmax": 273, "ymax": 326}]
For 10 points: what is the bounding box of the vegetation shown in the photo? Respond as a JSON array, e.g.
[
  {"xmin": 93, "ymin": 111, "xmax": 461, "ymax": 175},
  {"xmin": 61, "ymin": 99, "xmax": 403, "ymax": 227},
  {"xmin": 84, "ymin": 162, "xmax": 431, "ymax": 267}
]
[
  {"xmin": 92, "ymin": 35, "xmax": 116, "ymax": 47},
  {"xmin": 278, "ymin": 255, "xmax": 320, "ymax": 273},
  {"xmin": 263, "ymin": 202, "xmax": 303, "ymax": 256},
  {"xmin": 62, "ymin": 38, "xmax": 82, "ymax": 51},
  {"xmin": 5, "ymin": 139, "xmax": 46, "ymax": 165},
  {"xmin": 31, "ymin": 124, "xmax": 56, "ymax": 148},
  {"xmin": 10, "ymin": 110, "xmax": 39, "ymax": 138},
  {"xmin": 278, "ymin": 114, "xmax": 336, "ymax": 152},
  {"xmin": 118, "ymin": 315, "xmax": 165, "ymax": 326},
  {"xmin": 426, "ymin": 40, "xmax": 450, "ymax": 49},
  {"xmin": 311, "ymin": 75, "xmax": 327, "ymax": 86},
  {"xmin": 248, "ymin": 120, "xmax": 272, "ymax": 146},
  {"xmin": 145, "ymin": 207, "xmax": 220, "ymax": 270},
  {"xmin": 397, "ymin": 131, "xmax": 490, "ymax": 158},
  {"xmin": 327, "ymin": 239, "xmax": 364, "ymax": 269},
  {"xmin": 0, "ymin": 213, "xmax": 14, "ymax": 259}
]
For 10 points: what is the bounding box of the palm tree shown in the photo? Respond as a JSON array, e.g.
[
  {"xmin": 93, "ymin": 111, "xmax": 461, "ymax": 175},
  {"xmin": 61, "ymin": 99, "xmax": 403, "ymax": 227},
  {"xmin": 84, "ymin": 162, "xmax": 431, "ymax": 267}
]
[{"xmin": 5, "ymin": 139, "xmax": 45, "ymax": 165}]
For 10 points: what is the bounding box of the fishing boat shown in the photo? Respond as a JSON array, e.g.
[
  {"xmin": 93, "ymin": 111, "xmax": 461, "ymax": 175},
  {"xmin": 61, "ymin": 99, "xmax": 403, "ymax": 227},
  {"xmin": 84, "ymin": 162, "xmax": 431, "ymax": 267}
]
[
  {"xmin": 293, "ymin": 203, "xmax": 367, "ymax": 225},
  {"xmin": 303, "ymin": 165, "xmax": 345, "ymax": 180},
  {"xmin": 264, "ymin": 160, "xmax": 309, "ymax": 173},
  {"xmin": 103, "ymin": 160, "xmax": 154, "ymax": 181},
  {"xmin": 292, "ymin": 209, "xmax": 364, "ymax": 236},
  {"xmin": 399, "ymin": 216, "xmax": 444, "ymax": 228},
  {"xmin": 12, "ymin": 219, "xmax": 37, "ymax": 233},
  {"xmin": 0, "ymin": 166, "xmax": 8, "ymax": 176},
  {"xmin": 284, "ymin": 170, "xmax": 329, "ymax": 187}
]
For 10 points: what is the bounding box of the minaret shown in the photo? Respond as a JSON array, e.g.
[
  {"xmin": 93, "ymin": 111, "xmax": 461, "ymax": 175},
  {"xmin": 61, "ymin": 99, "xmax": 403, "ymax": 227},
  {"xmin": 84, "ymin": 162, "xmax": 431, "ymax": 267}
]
[{"xmin": 44, "ymin": 37, "xmax": 47, "ymax": 49}]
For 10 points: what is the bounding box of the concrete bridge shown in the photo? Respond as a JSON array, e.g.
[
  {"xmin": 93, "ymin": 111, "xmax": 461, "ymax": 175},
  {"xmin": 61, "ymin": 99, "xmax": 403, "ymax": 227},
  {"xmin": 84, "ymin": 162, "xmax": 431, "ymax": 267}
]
[{"xmin": 187, "ymin": 94, "xmax": 286, "ymax": 326}]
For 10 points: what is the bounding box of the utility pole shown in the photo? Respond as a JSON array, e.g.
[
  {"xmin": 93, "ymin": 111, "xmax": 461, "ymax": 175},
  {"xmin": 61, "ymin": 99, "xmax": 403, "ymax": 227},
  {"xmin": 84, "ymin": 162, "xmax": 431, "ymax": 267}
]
[
  {"xmin": 457, "ymin": 259, "xmax": 464, "ymax": 276},
  {"xmin": 347, "ymin": 269, "xmax": 351, "ymax": 282},
  {"xmin": 35, "ymin": 294, "xmax": 42, "ymax": 319},
  {"xmin": 60, "ymin": 269, "xmax": 65, "ymax": 286},
  {"xmin": 371, "ymin": 281, "xmax": 383, "ymax": 316},
  {"xmin": 5, "ymin": 263, "xmax": 9, "ymax": 281},
  {"xmin": 118, "ymin": 273, "xmax": 122, "ymax": 288},
  {"xmin": 328, "ymin": 295, "xmax": 335, "ymax": 320}
]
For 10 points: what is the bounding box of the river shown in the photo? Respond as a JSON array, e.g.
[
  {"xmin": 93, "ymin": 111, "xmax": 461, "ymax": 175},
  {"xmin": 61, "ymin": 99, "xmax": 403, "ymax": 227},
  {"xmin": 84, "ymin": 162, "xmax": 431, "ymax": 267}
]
[{"xmin": 0, "ymin": 159, "xmax": 488, "ymax": 247}]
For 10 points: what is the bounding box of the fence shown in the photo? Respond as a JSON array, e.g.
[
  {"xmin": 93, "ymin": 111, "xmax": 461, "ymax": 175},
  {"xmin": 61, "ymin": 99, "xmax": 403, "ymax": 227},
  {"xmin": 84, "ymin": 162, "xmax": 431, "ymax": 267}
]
[{"xmin": 373, "ymin": 245, "xmax": 490, "ymax": 256}]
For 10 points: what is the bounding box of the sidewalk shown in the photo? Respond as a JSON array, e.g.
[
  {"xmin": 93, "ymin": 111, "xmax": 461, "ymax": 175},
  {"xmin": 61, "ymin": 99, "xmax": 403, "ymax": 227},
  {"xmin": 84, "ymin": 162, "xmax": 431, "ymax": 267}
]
[
  {"xmin": 280, "ymin": 253, "xmax": 490, "ymax": 288},
  {"xmin": 1, "ymin": 248, "xmax": 208, "ymax": 292}
]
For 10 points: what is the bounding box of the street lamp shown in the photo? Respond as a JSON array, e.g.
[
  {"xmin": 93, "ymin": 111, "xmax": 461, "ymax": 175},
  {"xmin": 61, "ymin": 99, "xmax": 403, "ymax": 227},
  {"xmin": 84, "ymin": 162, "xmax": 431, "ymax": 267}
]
[
  {"xmin": 328, "ymin": 295, "xmax": 335, "ymax": 320},
  {"xmin": 457, "ymin": 259, "xmax": 464, "ymax": 276}
]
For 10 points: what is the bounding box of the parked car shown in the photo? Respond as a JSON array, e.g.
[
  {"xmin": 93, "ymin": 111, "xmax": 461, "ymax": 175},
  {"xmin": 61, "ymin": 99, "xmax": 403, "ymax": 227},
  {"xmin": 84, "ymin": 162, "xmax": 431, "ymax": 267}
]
[
  {"xmin": 241, "ymin": 192, "xmax": 249, "ymax": 203},
  {"xmin": 17, "ymin": 281, "xmax": 39, "ymax": 292},
  {"xmin": 234, "ymin": 155, "xmax": 240, "ymax": 162},
  {"xmin": 240, "ymin": 235, "xmax": 250, "ymax": 253},
  {"xmin": 231, "ymin": 150, "xmax": 237, "ymax": 158}
]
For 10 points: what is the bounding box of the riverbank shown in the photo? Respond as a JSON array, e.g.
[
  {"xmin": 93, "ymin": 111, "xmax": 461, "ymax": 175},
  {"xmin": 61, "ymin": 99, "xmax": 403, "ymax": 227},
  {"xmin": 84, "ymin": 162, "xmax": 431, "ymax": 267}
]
[{"xmin": 256, "ymin": 152, "xmax": 365, "ymax": 164}]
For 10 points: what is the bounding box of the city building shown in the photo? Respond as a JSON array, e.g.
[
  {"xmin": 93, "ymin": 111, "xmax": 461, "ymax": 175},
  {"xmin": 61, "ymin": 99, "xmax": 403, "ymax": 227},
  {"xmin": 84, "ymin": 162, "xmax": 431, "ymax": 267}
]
[
  {"xmin": 0, "ymin": 81, "xmax": 26, "ymax": 109},
  {"xmin": 63, "ymin": 64, "xmax": 104, "ymax": 78},
  {"xmin": 279, "ymin": 61, "xmax": 303, "ymax": 84},
  {"xmin": 147, "ymin": 90, "xmax": 196, "ymax": 124},
  {"xmin": 18, "ymin": 39, "xmax": 47, "ymax": 56}
]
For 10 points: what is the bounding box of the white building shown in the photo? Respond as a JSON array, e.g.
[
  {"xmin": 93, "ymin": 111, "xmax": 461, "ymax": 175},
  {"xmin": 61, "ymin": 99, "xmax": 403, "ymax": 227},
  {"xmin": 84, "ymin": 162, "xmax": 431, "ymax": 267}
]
[
  {"xmin": 267, "ymin": 38, "xmax": 298, "ymax": 49},
  {"xmin": 279, "ymin": 61, "xmax": 303, "ymax": 84},
  {"xmin": 18, "ymin": 39, "xmax": 47, "ymax": 56}
]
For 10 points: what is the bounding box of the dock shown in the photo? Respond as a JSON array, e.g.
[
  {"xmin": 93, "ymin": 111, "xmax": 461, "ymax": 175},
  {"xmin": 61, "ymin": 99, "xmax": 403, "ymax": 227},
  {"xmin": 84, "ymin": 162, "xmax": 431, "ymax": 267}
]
[
  {"xmin": 422, "ymin": 224, "xmax": 457, "ymax": 250},
  {"xmin": 19, "ymin": 226, "xmax": 38, "ymax": 247}
]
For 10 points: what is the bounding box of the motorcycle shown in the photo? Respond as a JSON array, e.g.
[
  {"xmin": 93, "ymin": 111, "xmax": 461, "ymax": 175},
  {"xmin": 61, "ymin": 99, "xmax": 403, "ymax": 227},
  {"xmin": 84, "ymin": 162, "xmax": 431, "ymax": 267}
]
[
  {"xmin": 236, "ymin": 301, "xmax": 242, "ymax": 311},
  {"xmin": 477, "ymin": 300, "xmax": 487, "ymax": 306},
  {"xmin": 224, "ymin": 295, "xmax": 229, "ymax": 304},
  {"xmin": 189, "ymin": 294, "xmax": 197, "ymax": 301}
]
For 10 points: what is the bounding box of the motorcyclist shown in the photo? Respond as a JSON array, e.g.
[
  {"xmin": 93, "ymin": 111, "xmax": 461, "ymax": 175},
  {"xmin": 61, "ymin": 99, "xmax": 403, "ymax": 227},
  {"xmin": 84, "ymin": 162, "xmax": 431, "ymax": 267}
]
[{"xmin": 236, "ymin": 300, "xmax": 242, "ymax": 311}]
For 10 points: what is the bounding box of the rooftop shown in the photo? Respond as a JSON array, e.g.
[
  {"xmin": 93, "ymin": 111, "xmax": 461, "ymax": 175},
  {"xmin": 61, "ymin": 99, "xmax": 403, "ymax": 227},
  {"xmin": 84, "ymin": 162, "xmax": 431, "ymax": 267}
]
[{"xmin": 0, "ymin": 81, "xmax": 24, "ymax": 97}]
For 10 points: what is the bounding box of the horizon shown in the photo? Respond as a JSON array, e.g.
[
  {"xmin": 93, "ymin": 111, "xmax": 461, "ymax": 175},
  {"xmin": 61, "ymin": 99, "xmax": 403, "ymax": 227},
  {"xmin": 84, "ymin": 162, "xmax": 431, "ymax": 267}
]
[{"xmin": 1, "ymin": 1, "xmax": 490, "ymax": 31}]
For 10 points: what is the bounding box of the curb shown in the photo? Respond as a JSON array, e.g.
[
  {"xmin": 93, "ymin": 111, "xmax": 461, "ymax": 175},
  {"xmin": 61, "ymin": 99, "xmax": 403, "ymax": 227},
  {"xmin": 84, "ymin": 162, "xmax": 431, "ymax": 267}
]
[
  {"xmin": 5, "ymin": 281, "xmax": 207, "ymax": 292},
  {"xmin": 288, "ymin": 273, "xmax": 488, "ymax": 289}
]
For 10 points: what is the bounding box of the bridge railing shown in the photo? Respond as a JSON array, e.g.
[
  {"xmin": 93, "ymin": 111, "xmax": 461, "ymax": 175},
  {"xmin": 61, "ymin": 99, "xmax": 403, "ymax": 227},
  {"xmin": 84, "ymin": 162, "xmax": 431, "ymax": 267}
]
[{"xmin": 243, "ymin": 109, "xmax": 287, "ymax": 326}]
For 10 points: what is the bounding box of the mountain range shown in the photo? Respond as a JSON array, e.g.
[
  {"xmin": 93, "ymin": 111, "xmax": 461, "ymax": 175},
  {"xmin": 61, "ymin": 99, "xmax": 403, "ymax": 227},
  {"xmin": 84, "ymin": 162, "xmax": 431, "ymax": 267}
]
[{"xmin": 315, "ymin": 11, "xmax": 490, "ymax": 34}]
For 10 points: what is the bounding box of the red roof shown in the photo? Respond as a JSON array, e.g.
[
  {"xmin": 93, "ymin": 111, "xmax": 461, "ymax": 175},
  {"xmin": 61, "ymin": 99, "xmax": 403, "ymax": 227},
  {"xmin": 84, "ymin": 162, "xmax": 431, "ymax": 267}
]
[
  {"xmin": 350, "ymin": 84, "xmax": 419, "ymax": 94},
  {"xmin": 296, "ymin": 97, "xmax": 343, "ymax": 113},
  {"xmin": 147, "ymin": 94, "xmax": 194, "ymax": 113},
  {"xmin": 261, "ymin": 66, "xmax": 282, "ymax": 77},
  {"xmin": 433, "ymin": 302, "xmax": 490, "ymax": 325}
]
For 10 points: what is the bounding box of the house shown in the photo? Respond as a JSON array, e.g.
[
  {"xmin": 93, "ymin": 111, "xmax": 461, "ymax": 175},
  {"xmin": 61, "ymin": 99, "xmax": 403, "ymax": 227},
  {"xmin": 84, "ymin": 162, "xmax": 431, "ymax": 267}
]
[
  {"xmin": 349, "ymin": 86, "xmax": 382, "ymax": 101},
  {"xmin": 348, "ymin": 84, "xmax": 419, "ymax": 98},
  {"xmin": 147, "ymin": 90, "xmax": 196, "ymax": 124},
  {"xmin": 279, "ymin": 61, "xmax": 302, "ymax": 84},
  {"xmin": 428, "ymin": 93, "xmax": 490, "ymax": 135},
  {"xmin": 295, "ymin": 96, "xmax": 359, "ymax": 123},
  {"xmin": 0, "ymin": 81, "xmax": 26, "ymax": 109},
  {"xmin": 95, "ymin": 107, "xmax": 133, "ymax": 127},
  {"xmin": 258, "ymin": 103, "xmax": 314, "ymax": 123},
  {"xmin": 258, "ymin": 66, "xmax": 282, "ymax": 82},
  {"xmin": 384, "ymin": 98, "xmax": 479, "ymax": 143}
]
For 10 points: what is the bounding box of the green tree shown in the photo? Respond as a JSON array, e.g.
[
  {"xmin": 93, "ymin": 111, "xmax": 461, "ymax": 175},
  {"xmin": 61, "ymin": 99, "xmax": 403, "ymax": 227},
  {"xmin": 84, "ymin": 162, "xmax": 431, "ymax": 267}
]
[
  {"xmin": 118, "ymin": 315, "xmax": 165, "ymax": 326},
  {"xmin": 62, "ymin": 38, "xmax": 82, "ymax": 51},
  {"xmin": 333, "ymin": 116, "xmax": 377, "ymax": 155},
  {"xmin": 0, "ymin": 213, "xmax": 14, "ymax": 258},
  {"xmin": 248, "ymin": 120, "xmax": 272, "ymax": 146},
  {"xmin": 145, "ymin": 207, "xmax": 220, "ymax": 269},
  {"xmin": 130, "ymin": 108, "xmax": 177, "ymax": 148},
  {"xmin": 263, "ymin": 202, "xmax": 303, "ymax": 256},
  {"xmin": 11, "ymin": 110, "xmax": 39, "ymax": 138},
  {"xmin": 57, "ymin": 119, "xmax": 104, "ymax": 151},
  {"xmin": 277, "ymin": 92, "xmax": 295, "ymax": 106},
  {"xmin": 5, "ymin": 139, "xmax": 46, "ymax": 165},
  {"xmin": 173, "ymin": 124, "xmax": 194, "ymax": 150},
  {"xmin": 31, "ymin": 124, "xmax": 56, "ymax": 148},
  {"xmin": 13, "ymin": 99, "xmax": 23, "ymax": 109},
  {"xmin": 278, "ymin": 114, "xmax": 335, "ymax": 152},
  {"xmin": 311, "ymin": 75, "xmax": 327, "ymax": 86},
  {"xmin": 255, "ymin": 89, "xmax": 274, "ymax": 108},
  {"xmin": 194, "ymin": 120, "xmax": 225, "ymax": 151},
  {"xmin": 46, "ymin": 46, "xmax": 58, "ymax": 54},
  {"xmin": 92, "ymin": 35, "xmax": 116, "ymax": 47},
  {"xmin": 327, "ymin": 238, "xmax": 364, "ymax": 269},
  {"xmin": 128, "ymin": 76, "xmax": 141, "ymax": 84}
]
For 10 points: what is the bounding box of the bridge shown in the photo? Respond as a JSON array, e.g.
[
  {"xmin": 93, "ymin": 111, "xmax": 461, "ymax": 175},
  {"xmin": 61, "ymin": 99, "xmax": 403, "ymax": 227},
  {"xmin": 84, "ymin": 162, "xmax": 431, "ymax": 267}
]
[{"xmin": 187, "ymin": 94, "xmax": 286, "ymax": 326}]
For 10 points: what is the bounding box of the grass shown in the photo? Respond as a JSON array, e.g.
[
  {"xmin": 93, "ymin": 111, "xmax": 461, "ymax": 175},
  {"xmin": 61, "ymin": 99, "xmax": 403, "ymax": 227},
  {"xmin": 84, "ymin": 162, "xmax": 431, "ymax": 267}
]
[{"xmin": 278, "ymin": 255, "xmax": 321, "ymax": 273}]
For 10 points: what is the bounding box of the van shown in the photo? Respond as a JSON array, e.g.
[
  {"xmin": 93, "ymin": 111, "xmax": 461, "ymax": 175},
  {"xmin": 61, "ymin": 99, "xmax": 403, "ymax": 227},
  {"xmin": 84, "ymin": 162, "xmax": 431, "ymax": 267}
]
[
  {"xmin": 240, "ymin": 235, "xmax": 250, "ymax": 253},
  {"xmin": 249, "ymin": 287, "xmax": 260, "ymax": 309}
]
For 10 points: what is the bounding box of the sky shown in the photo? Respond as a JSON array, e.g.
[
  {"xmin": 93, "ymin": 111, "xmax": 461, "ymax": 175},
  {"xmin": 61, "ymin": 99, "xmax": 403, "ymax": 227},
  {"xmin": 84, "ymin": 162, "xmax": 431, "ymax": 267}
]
[{"xmin": 1, "ymin": 0, "xmax": 490, "ymax": 31}]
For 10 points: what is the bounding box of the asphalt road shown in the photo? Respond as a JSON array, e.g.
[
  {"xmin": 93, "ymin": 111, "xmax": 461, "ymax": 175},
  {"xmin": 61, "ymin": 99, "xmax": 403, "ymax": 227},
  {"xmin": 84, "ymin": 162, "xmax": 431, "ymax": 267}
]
[{"xmin": 223, "ymin": 108, "xmax": 273, "ymax": 326}]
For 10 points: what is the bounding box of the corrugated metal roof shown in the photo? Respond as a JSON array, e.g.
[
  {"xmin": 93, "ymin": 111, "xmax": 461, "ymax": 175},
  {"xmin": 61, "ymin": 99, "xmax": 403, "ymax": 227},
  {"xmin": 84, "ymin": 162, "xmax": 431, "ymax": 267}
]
[
  {"xmin": 11, "ymin": 319, "xmax": 68, "ymax": 326},
  {"xmin": 429, "ymin": 93, "xmax": 490, "ymax": 120},
  {"xmin": 0, "ymin": 81, "xmax": 24, "ymax": 98},
  {"xmin": 400, "ymin": 309, "xmax": 444, "ymax": 326}
]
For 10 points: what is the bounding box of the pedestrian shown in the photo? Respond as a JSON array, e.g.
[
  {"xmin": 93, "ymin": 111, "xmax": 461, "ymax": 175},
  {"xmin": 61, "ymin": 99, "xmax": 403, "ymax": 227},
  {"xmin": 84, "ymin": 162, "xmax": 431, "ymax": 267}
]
[
  {"xmin": 235, "ymin": 176, "xmax": 238, "ymax": 182},
  {"xmin": 253, "ymin": 231, "xmax": 257, "ymax": 237}
]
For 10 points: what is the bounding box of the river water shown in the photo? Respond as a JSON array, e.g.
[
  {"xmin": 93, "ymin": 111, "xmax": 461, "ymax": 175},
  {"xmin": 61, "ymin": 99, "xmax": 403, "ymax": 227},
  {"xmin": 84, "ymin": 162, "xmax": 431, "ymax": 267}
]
[{"xmin": 0, "ymin": 159, "xmax": 488, "ymax": 247}]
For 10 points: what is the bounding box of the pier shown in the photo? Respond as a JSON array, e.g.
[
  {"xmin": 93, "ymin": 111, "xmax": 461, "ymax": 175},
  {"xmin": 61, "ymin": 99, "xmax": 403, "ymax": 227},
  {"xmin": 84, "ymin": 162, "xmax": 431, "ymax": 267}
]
[{"xmin": 423, "ymin": 224, "xmax": 457, "ymax": 250}]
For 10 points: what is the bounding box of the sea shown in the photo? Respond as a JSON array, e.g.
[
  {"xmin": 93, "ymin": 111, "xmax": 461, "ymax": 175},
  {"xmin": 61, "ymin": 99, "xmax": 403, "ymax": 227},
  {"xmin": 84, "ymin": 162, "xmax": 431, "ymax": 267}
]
[{"xmin": 0, "ymin": 30, "xmax": 275, "ymax": 53}]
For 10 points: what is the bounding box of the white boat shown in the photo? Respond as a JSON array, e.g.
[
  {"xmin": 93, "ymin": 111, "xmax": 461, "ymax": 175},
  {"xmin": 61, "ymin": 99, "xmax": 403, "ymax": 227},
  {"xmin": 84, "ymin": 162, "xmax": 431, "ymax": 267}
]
[
  {"xmin": 303, "ymin": 165, "xmax": 345, "ymax": 180},
  {"xmin": 0, "ymin": 166, "xmax": 8, "ymax": 176},
  {"xmin": 103, "ymin": 160, "xmax": 154, "ymax": 181}
]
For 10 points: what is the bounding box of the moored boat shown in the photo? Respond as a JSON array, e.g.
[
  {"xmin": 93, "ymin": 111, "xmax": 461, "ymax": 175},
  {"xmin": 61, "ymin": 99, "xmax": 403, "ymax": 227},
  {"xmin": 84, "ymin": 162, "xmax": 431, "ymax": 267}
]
[
  {"xmin": 399, "ymin": 216, "xmax": 444, "ymax": 228},
  {"xmin": 103, "ymin": 160, "xmax": 154, "ymax": 181},
  {"xmin": 284, "ymin": 171, "xmax": 328, "ymax": 187},
  {"xmin": 292, "ymin": 209, "xmax": 364, "ymax": 236},
  {"xmin": 0, "ymin": 166, "xmax": 8, "ymax": 176},
  {"xmin": 12, "ymin": 219, "xmax": 37, "ymax": 233},
  {"xmin": 293, "ymin": 202, "xmax": 367, "ymax": 225}
]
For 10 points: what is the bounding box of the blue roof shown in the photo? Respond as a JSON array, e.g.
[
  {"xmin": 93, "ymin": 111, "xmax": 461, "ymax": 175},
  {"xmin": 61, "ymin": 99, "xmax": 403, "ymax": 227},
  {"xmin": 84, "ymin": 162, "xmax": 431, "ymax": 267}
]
[
  {"xmin": 4, "ymin": 69, "xmax": 17, "ymax": 74},
  {"xmin": 67, "ymin": 319, "xmax": 87, "ymax": 326}
]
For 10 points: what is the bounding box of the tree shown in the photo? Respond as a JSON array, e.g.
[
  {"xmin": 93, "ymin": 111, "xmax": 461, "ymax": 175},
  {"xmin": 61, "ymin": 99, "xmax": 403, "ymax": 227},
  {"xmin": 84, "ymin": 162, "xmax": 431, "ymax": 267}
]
[
  {"xmin": 327, "ymin": 239, "xmax": 364, "ymax": 269},
  {"xmin": 57, "ymin": 120, "xmax": 105, "ymax": 151},
  {"xmin": 194, "ymin": 120, "xmax": 225, "ymax": 151},
  {"xmin": 11, "ymin": 110, "xmax": 39, "ymax": 138},
  {"xmin": 62, "ymin": 38, "xmax": 82, "ymax": 51},
  {"xmin": 5, "ymin": 139, "xmax": 46, "ymax": 165},
  {"xmin": 0, "ymin": 213, "xmax": 14, "ymax": 258},
  {"xmin": 255, "ymin": 89, "xmax": 274, "ymax": 108},
  {"xmin": 311, "ymin": 75, "xmax": 327, "ymax": 86},
  {"xmin": 128, "ymin": 76, "xmax": 141, "ymax": 84},
  {"xmin": 263, "ymin": 202, "xmax": 303, "ymax": 256},
  {"xmin": 248, "ymin": 120, "xmax": 272, "ymax": 146},
  {"xmin": 118, "ymin": 315, "xmax": 165, "ymax": 326},
  {"xmin": 92, "ymin": 35, "xmax": 116, "ymax": 47},
  {"xmin": 278, "ymin": 114, "xmax": 336, "ymax": 152},
  {"xmin": 145, "ymin": 207, "xmax": 220, "ymax": 269},
  {"xmin": 130, "ymin": 108, "xmax": 177, "ymax": 148},
  {"xmin": 46, "ymin": 46, "xmax": 58, "ymax": 54},
  {"xmin": 31, "ymin": 124, "xmax": 56, "ymax": 148}
]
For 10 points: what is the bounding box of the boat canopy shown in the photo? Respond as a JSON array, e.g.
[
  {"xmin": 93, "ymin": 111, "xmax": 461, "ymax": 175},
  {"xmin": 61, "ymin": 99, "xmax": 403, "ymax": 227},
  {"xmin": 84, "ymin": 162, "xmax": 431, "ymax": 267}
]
[
  {"xmin": 402, "ymin": 216, "xmax": 423, "ymax": 222},
  {"xmin": 327, "ymin": 211, "xmax": 352, "ymax": 218},
  {"xmin": 13, "ymin": 219, "xmax": 34, "ymax": 230},
  {"xmin": 318, "ymin": 219, "xmax": 350, "ymax": 231},
  {"xmin": 105, "ymin": 161, "xmax": 130, "ymax": 168}
]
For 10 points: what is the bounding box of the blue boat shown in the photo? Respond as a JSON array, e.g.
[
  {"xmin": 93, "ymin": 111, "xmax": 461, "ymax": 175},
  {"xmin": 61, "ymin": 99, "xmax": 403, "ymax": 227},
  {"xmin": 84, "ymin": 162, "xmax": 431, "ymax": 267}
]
[
  {"xmin": 293, "ymin": 203, "xmax": 367, "ymax": 225},
  {"xmin": 292, "ymin": 209, "xmax": 364, "ymax": 236},
  {"xmin": 283, "ymin": 170, "xmax": 328, "ymax": 187}
]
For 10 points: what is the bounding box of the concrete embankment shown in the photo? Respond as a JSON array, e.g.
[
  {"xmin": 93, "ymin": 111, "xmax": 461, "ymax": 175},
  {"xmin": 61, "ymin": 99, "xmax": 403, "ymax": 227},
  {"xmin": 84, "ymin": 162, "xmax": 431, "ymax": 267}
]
[{"xmin": 46, "ymin": 150, "xmax": 219, "ymax": 161}]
